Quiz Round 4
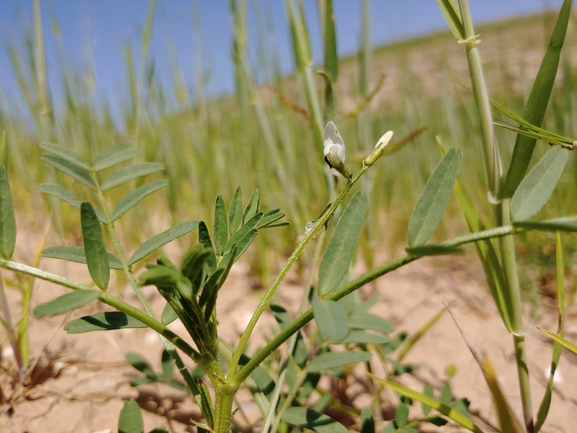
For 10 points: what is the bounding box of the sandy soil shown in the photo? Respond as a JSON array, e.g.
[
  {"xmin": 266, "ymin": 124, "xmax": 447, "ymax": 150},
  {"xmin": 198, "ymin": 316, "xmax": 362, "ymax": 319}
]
[{"xmin": 1, "ymin": 225, "xmax": 576, "ymax": 433}]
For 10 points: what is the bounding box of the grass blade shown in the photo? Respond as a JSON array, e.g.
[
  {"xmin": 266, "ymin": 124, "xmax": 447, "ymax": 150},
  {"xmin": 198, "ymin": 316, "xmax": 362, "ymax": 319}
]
[
  {"xmin": 80, "ymin": 202, "xmax": 110, "ymax": 291},
  {"xmin": 110, "ymin": 180, "xmax": 168, "ymax": 222},
  {"xmin": 511, "ymin": 146, "xmax": 568, "ymax": 221},
  {"xmin": 64, "ymin": 312, "xmax": 147, "ymax": 333},
  {"xmin": 368, "ymin": 374, "xmax": 483, "ymax": 433},
  {"xmin": 322, "ymin": 0, "xmax": 338, "ymax": 83},
  {"xmin": 436, "ymin": 0, "xmax": 465, "ymax": 40},
  {"xmin": 535, "ymin": 232, "xmax": 565, "ymax": 432},
  {"xmin": 43, "ymin": 245, "xmax": 124, "ymax": 270},
  {"xmin": 213, "ymin": 194, "xmax": 228, "ymax": 256},
  {"xmin": 503, "ymin": 0, "xmax": 573, "ymax": 196},
  {"xmin": 92, "ymin": 144, "xmax": 143, "ymax": 171},
  {"xmin": 408, "ymin": 149, "xmax": 462, "ymax": 246},
  {"xmin": 538, "ymin": 329, "xmax": 577, "ymax": 354},
  {"xmin": 33, "ymin": 290, "xmax": 101, "ymax": 317},
  {"xmin": 128, "ymin": 220, "xmax": 199, "ymax": 265},
  {"xmin": 101, "ymin": 162, "xmax": 164, "ymax": 191},
  {"xmin": 0, "ymin": 166, "xmax": 16, "ymax": 259},
  {"xmin": 41, "ymin": 154, "xmax": 97, "ymax": 190},
  {"xmin": 318, "ymin": 191, "xmax": 368, "ymax": 296}
]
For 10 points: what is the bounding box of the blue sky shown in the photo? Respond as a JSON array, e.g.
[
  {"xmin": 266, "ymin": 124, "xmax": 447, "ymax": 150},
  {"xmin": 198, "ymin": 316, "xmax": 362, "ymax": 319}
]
[{"xmin": 0, "ymin": 1, "xmax": 564, "ymax": 117}]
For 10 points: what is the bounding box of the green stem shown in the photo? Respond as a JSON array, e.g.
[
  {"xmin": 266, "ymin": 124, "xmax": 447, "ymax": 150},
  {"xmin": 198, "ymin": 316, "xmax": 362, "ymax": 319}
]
[
  {"xmin": 213, "ymin": 381, "xmax": 238, "ymax": 433},
  {"xmin": 0, "ymin": 258, "xmax": 203, "ymax": 363},
  {"xmin": 227, "ymin": 167, "xmax": 365, "ymax": 381},
  {"xmin": 500, "ymin": 201, "xmax": 534, "ymax": 433}
]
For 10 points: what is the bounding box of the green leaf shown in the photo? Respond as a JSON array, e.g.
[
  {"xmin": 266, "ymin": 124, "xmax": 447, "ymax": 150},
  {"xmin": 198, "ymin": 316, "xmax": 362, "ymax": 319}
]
[
  {"xmin": 224, "ymin": 211, "xmax": 262, "ymax": 256},
  {"xmin": 408, "ymin": 148, "xmax": 462, "ymax": 246},
  {"xmin": 312, "ymin": 296, "xmax": 348, "ymax": 343},
  {"xmin": 180, "ymin": 244, "xmax": 212, "ymax": 295},
  {"xmin": 161, "ymin": 303, "xmax": 178, "ymax": 325},
  {"xmin": 243, "ymin": 189, "xmax": 260, "ymax": 224},
  {"xmin": 318, "ymin": 191, "xmax": 368, "ymax": 296},
  {"xmin": 33, "ymin": 290, "xmax": 101, "ymax": 317},
  {"xmin": 42, "ymin": 245, "xmax": 123, "ymax": 270},
  {"xmin": 348, "ymin": 313, "xmax": 393, "ymax": 333},
  {"xmin": 341, "ymin": 330, "xmax": 389, "ymax": 344},
  {"xmin": 110, "ymin": 180, "xmax": 168, "ymax": 222},
  {"xmin": 64, "ymin": 311, "xmax": 147, "ymax": 333},
  {"xmin": 503, "ymin": 0, "xmax": 573, "ymax": 196},
  {"xmin": 93, "ymin": 143, "xmax": 143, "ymax": 171},
  {"xmin": 228, "ymin": 186, "xmax": 243, "ymax": 235},
  {"xmin": 436, "ymin": 0, "xmax": 465, "ymax": 40},
  {"xmin": 40, "ymin": 142, "xmax": 90, "ymax": 170},
  {"xmin": 423, "ymin": 385, "xmax": 434, "ymax": 415},
  {"xmin": 369, "ymin": 374, "xmax": 484, "ymax": 433},
  {"xmin": 308, "ymin": 351, "xmax": 372, "ymax": 372},
  {"xmin": 126, "ymin": 351, "xmax": 155, "ymax": 378},
  {"xmin": 198, "ymin": 221, "xmax": 216, "ymax": 274},
  {"xmin": 0, "ymin": 166, "xmax": 16, "ymax": 259},
  {"xmin": 511, "ymin": 146, "xmax": 568, "ymax": 221},
  {"xmin": 118, "ymin": 399, "xmax": 144, "ymax": 433},
  {"xmin": 360, "ymin": 407, "xmax": 375, "ymax": 433},
  {"xmin": 41, "ymin": 153, "xmax": 97, "ymax": 190},
  {"xmin": 199, "ymin": 245, "xmax": 237, "ymax": 321},
  {"xmin": 213, "ymin": 195, "xmax": 228, "ymax": 255},
  {"xmin": 38, "ymin": 183, "xmax": 80, "ymax": 207},
  {"xmin": 129, "ymin": 220, "xmax": 199, "ymax": 265},
  {"xmin": 396, "ymin": 402, "xmax": 409, "ymax": 427},
  {"xmin": 258, "ymin": 209, "xmax": 286, "ymax": 229},
  {"xmin": 280, "ymin": 407, "xmax": 349, "ymax": 433},
  {"xmin": 81, "ymin": 202, "xmax": 109, "ymax": 291},
  {"xmin": 101, "ymin": 162, "xmax": 164, "ymax": 191}
]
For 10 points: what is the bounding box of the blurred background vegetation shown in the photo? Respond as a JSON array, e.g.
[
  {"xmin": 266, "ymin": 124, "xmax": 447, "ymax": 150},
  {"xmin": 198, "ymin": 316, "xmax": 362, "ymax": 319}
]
[{"xmin": 1, "ymin": 2, "xmax": 576, "ymax": 299}]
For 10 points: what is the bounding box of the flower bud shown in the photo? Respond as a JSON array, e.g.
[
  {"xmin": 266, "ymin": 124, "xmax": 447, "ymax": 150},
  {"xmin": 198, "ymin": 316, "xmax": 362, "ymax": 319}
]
[
  {"xmin": 363, "ymin": 130, "xmax": 394, "ymax": 167},
  {"xmin": 323, "ymin": 121, "xmax": 352, "ymax": 180}
]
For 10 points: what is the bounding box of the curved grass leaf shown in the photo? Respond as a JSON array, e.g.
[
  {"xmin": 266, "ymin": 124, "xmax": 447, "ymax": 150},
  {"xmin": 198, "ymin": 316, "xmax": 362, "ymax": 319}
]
[
  {"xmin": 41, "ymin": 154, "xmax": 97, "ymax": 190},
  {"xmin": 228, "ymin": 185, "xmax": 243, "ymax": 235},
  {"xmin": 408, "ymin": 148, "xmax": 462, "ymax": 246},
  {"xmin": 128, "ymin": 220, "xmax": 199, "ymax": 265},
  {"xmin": 214, "ymin": 195, "xmax": 228, "ymax": 255},
  {"xmin": 64, "ymin": 311, "xmax": 147, "ymax": 333},
  {"xmin": 503, "ymin": 0, "xmax": 573, "ymax": 196},
  {"xmin": 39, "ymin": 183, "xmax": 80, "ymax": 207},
  {"xmin": 118, "ymin": 399, "xmax": 144, "ymax": 433},
  {"xmin": 308, "ymin": 351, "xmax": 372, "ymax": 372},
  {"xmin": 280, "ymin": 407, "xmax": 348, "ymax": 433},
  {"xmin": 40, "ymin": 142, "xmax": 90, "ymax": 170},
  {"xmin": 101, "ymin": 162, "xmax": 164, "ymax": 191},
  {"xmin": 348, "ymin": 312, "xmax": 393, "ymax": 333},
  {"xmin": 538, "ymin": 328, "xmax": 577, "ymax": 354},
  {"xmin": 110, "ymin": 179, "xmax": 168, "ymax": 222},
  {"xmin": 0, "ymin": 166, "xmax": 16, "ymax": 259},
  {"xmin": 368, "ymin": 374, "xmax": 484, "ymax": 433},
  {"xmin": 481, "ymin": 358, "xmax": 524, "ymax": 433},
  {"xmin": 33, "ymin": 290, "xmax": 101, "ymax": 317},
  {"xmin": 312, "ymin": 296, "xmax": 348, "ymax": 343},
  {"xmin": 93, "ymin": 143, "xmax": 143, "ymax": 171},
  {"xmin": 81, "ymin": 202, "xmax": 109, "ymax": 291},
  {"xmin": 43, "ymin": 246, "xmax": 123, "ymax": 270},
  {"xmin": 397, "ymin": 309, "xmax": 445, "ymax": 362},
  {"xmin": 243, "ymin": 189, "xmax": 260, "ymax": 224},
  {"xmin": 511, "ymin": 146, "xmax": 568, "ymax": 221},
  {"xmin": 318, "ymin": 191, "xmax": 367, "ymax": 296}
]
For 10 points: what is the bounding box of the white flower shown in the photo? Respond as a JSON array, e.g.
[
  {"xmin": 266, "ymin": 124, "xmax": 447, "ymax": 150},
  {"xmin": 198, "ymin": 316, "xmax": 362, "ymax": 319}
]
[{"xmin": 323, "ymin": 121, "xmax": 346, "ymax": 169}]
